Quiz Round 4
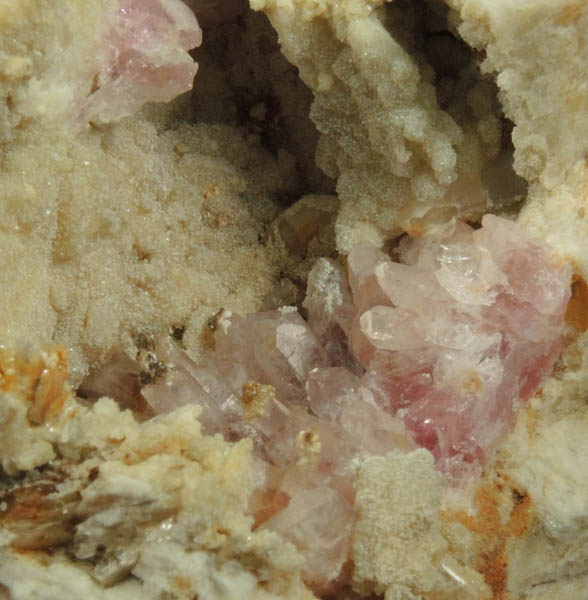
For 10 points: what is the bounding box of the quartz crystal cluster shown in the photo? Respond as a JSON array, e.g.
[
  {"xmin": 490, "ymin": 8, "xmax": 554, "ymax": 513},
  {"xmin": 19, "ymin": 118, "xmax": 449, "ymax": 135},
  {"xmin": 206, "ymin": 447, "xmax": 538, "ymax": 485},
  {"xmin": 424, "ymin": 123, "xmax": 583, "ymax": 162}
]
[
  {"xmin": 135, "ymin": 215, "xmax": 570, "ymax": 591},
  {"xmin": 348, "ymin": 215, "xmax": 571, "ymax": 477}
]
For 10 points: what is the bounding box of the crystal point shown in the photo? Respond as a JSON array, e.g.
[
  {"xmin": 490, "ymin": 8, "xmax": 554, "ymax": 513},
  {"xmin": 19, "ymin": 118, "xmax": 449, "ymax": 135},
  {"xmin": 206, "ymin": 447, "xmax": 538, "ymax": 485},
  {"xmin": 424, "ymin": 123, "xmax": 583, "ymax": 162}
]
[
  {"xmin": 352, "ymin": 217, "xmax": 570, "ymax": 479},
  {"xmin": 79, "ymin": 0, "xmax": 201, "ymax": 125}
]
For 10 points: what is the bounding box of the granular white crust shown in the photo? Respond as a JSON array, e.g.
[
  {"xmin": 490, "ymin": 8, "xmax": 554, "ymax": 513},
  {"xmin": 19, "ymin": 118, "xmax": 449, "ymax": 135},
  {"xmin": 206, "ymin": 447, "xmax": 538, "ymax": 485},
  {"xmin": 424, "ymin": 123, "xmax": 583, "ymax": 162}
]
[
  {"xmin": 0, "ymin": 0, "xmax": 295, "ymax": 385},
  {"xmin": 251, "ymin": 0, "xmax": 508, "ymax": 252}
]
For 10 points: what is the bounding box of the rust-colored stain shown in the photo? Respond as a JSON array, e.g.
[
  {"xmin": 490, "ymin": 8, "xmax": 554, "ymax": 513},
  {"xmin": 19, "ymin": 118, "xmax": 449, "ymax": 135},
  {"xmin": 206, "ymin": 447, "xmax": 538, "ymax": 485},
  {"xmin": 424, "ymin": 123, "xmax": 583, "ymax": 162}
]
[
  {"xmin": 173, "ymin": 577, "xmax": 194, "ymax": 591},
  {"xmin": 241, "ymin": 381, "xmax": 274, "ymax": 421},
  {"xmin": 441, "ymin": 479, "xmax": 533, "ymax": 599},
  {"xmin": 0, "ymin": 483, "xmax": 57, "ymax": 524},
  {"xmin": 122, "ymin": 437, "xmax": 191, "ymax": 465},
  {"xmin": 565, "ymin": 274, "xmax": 588, "ymax": 332},
  {"xmin": 0, "ymin": 480, "xmax": 79, "ymax": 551},
  {"xmin": 522, "ymin": 403, "xmax": 542, "ymax": 437},
  {"xmin": 203, "ymin": 184, "xmax": 218, "ymax": 200},
  {"xmin": 404, "ymin": 224, "xmax": 427, "ymax": 238},
  {"xmin": 556, "ymin": 3, "xmax": 584, "ymax": 26},
  {"xmin": 251, "ymin": 488, "xmax": 290, "ymax": 529},
  {"xmin": 0, "ymin": 345, "xmax": 68, "ymax": 425}
]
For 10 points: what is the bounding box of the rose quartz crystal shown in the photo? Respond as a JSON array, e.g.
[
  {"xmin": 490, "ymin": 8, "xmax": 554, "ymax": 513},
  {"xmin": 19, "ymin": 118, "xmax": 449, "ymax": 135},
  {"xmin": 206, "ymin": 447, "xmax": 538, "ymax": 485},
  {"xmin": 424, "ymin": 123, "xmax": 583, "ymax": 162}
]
[
  {"xmin": 93, "ymin": 214, "xmax": 569, "ymax": 592},
  {"xmin": 303, "ymin": 258, "xmax": 359, "ymax": 373},
  {"xmin": 213, "ymin": 308, "xmax": 330, "ymax": 405},
  {"xmin": 140, "ymin": 309, "xmax": 413, "ymax": 590},
  {"xmin": 259, "ymin": 486, "xmax": 355, "ymax": 592},
  {"xmin": 79, "ymin": 0, "xmax": 202, "ymax": 125},
  {"xmin": 350, "ymin": 215, "xmax": 571, "ymax": 478}
]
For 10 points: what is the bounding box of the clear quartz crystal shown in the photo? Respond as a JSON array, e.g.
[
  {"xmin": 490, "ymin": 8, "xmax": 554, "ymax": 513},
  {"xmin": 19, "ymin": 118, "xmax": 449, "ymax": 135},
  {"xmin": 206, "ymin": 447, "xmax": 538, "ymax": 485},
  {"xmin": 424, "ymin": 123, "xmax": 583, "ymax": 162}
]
[
  {"xmin": 94, "ymin": 215, "xmax": 570, "ymax": 592},
  {"xmin": 303, "ymin": 259, "xmax": 359, "ymax": 372},
  {"xmin": 213, "ymin": 309, "xmax": 329, "ymax": 406}
]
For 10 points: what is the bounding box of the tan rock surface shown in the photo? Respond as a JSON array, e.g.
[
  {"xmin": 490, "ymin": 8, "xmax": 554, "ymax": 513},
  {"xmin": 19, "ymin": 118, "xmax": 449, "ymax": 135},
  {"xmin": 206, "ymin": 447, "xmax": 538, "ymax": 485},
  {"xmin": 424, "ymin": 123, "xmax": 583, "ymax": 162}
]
[
  {"xmin": 251, "ymin": 0, "xmax": 509, "ymax": 252},
  {"xmin": 0, "ymin": 0, "xmax": 297, "ymax": 385},
  {"xmin": 353, "ymin": 450, "xmax": 490, "ymax": 599}
]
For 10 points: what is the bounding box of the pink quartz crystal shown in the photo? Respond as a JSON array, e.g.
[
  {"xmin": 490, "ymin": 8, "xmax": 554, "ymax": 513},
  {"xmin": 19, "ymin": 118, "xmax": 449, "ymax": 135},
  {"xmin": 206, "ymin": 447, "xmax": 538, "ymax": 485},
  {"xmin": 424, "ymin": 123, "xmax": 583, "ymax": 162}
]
[
  {"xmin": 303, "ymin": 259, "xmax": 359, "ymax": 373},
  {"xmin": 212, "ymin": 308, "xmax": 330, "ymax": 406},
  {"xmin": 140, "ymin": 309, "xmax": 413, "ymax": 589},
  {"xmin": 89, "ymin": 214, "xmax": 570, "ymax": 592},
  {"xmin": 350, "ymin": 215, "xmax": 571, "ymax": 479},
  {"xmin": 78, "ymin": 0, "xmax": 202, "ymax": 125},
  {"xmin": 259, "ymin": 486, "xmax": 355, "ymax": 594}
]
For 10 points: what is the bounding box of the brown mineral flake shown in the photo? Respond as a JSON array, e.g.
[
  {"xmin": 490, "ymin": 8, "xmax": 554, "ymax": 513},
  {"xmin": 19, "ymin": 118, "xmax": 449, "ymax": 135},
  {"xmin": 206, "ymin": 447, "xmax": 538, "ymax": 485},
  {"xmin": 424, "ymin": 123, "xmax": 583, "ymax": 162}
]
[
  {"xmin": 201, "ymin": 308, "xmax": 226, "ymax": 351},
  {"xmin": 274, "ymin": 196, "xmax": 339, "ymax": 257},
  {"xmin": 1, "ymin": 483, "xmax": 57, "ymax": 525},
  {"xmin": 0, "ymin": 345, "xmax": 68, "ymax": 425},
  {"xmin": 137, "ymin": 350, "xmax": 166, "ymax": 385},
  {"xmin": 565, "ymin": 274, "xmax": 588, "ymax": 332},
  {"xmin": 242, "ymin": 381, "xmax": 274, "ymax": 420},
  {"xmin": 78, "ymin": 350, "xmax": 154, "ymax": 420},
  {"xmin": 556, "ymin": 3, "xmax": 584, "ymax": 26},
  {"xmin": 0, "ymin": 480, "xmax": 80, "ymax": 550},
  {"xmin": 441, "ymin": 478, "xmax": 534, "ymax": 599}
]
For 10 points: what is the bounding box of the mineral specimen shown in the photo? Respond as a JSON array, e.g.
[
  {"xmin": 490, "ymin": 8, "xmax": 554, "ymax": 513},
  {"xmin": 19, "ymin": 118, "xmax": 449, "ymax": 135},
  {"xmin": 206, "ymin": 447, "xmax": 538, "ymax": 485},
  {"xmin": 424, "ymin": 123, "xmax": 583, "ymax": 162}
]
[
  {"xmin": 1, "ymin": 0, "xmax": 588, "ymax": 597},
  {"xmin": 251, "ymin": 0, "xmax": 508, "ymax": 252},
  {"xmin": 138, "ymin": 214, "xmax": 570, "ymax": 590},
  {"xmin": 0, "ymin": 368, "xmax": 310, "ymax": 599}
]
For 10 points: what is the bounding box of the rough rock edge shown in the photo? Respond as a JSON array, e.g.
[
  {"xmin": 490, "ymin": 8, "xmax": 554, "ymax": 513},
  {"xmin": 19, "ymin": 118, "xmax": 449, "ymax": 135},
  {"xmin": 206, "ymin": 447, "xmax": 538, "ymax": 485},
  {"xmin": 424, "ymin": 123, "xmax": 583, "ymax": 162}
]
[
  {"xmin": 450, "ymin": 1, "xmax": 588, "ymax": 597},
  {"xmin": 353, "ymin": 450, "xmax": 491, "ymax": 599},
  {"xmin": 251, "ymin": 0, "xmax": 507, "ymax": 252},
  {"xmin": 0, "ymin": 0, "xmax": 298, "ymax": 385},
  {"xmin": 0, "ymin": 347, "xmax": 314, "ymax": 600}
]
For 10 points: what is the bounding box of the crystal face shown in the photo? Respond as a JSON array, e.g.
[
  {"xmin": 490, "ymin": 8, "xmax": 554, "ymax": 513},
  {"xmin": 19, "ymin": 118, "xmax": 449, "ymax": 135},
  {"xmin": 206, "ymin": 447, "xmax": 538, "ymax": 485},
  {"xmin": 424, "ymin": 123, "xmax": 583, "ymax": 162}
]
[
  {"xmin": 122, "ymin": 215, "xmax": 569, "ymax": 591},
  {"xmin": 350, "ymin": 215, "xmax": 571, "ymax": 478},
  {"xmin": 78, "ymin": 0, "xmax": 202, "ymax": 125}
]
